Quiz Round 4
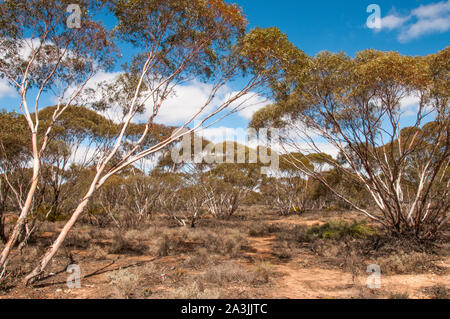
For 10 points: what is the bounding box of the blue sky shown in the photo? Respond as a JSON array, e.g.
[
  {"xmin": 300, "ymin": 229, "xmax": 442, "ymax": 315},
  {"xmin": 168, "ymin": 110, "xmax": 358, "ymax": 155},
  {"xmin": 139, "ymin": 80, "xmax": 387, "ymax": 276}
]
[
  {"xmin": 0, "ymin": 0, "xmax": 449, "ymax": 151},
  {"xmin": 208, "ymin": 0, "xmax": 450, "ymax": 132},
  {"xmin": 235, "ymin": 0, "xmax": 449, "ymax": 57}
]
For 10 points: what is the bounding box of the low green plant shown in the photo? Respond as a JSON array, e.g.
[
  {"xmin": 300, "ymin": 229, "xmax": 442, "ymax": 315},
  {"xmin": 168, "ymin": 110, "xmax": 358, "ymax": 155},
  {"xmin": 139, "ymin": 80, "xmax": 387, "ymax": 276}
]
[{"xmin": 307, "ymin": 220, "xmax": 378, "ymax": 240}]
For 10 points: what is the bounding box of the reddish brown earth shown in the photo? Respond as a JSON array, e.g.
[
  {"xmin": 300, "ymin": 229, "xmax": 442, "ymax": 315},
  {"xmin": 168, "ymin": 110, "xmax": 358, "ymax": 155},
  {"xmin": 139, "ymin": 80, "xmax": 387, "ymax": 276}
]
[{"xmin": 0, "ymin": 210, "xmax": 448, "ymax": 299}]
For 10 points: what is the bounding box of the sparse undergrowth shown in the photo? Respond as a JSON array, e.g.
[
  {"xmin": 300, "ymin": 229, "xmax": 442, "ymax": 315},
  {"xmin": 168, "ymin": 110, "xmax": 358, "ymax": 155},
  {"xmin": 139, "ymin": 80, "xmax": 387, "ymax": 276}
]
[{"xmin": 0, "ymin": 208, "xmax": 448, "ymax": 299}]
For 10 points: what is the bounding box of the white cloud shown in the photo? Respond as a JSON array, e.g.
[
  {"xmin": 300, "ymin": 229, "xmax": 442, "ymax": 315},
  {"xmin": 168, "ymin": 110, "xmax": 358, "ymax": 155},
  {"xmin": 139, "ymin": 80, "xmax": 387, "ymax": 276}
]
[
  {"xmin": 139, "ymin": 81, "xmax": 266, "ymax": 125},
  {"xmin": 148, "ymin": 81, "xmax": 219, "ymax": 125},
  {"xmin": 379, "ymin": 15, "xmax": 410, "ymax": 31},
  {"xmin": 56, "ymin": 70, "xmax": 122, "ymax": 103},
  {"xmin": 399, "ymin": 16, "xmax": 450, "ymax": 41},
  {"xmin": 377, "ymin": 1, "xmax": 450, "ymax": 41},
  {"xmin": 72, "ymin": 76, "xmax": 221, "ymax": 125},
  {"xmin": 0, "ymin": 78, "xmax": 16, "ymax": 99},
  {"xmin": 412, "ymin": 0, "xmax": 450, "ymax": 19},
  {"xmin": 221, "ymin": 91, "xmax": 268, "ymax": 120},
  {"xmin": 400, "ymin": 95, "xmax": 420, "ymax": 109},
  {"xmin": 65, "ymin": 66, "xmax": 267, "ymax": 126}
]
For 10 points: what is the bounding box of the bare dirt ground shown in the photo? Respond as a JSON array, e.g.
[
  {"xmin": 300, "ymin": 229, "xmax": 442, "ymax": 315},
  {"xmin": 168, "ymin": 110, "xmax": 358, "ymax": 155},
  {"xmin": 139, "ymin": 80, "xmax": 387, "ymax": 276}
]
[{"xmin": 0, "ymin": 208, "xmax": 448, "ymax": 299}]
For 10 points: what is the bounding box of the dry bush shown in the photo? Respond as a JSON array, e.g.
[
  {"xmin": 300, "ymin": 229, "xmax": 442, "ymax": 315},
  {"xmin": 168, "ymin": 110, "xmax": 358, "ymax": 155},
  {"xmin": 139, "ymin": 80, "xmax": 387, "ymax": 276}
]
[
  {"xmin": 275, "ymin": 224, "xmax": 313, "ymax": 243},
  {"xmin": 155, "ymin": 235, "xmax": 175, "ymax": 257},
  {"xmin": 124, "ymin": 229, "xmax": 150, "ymax": 242},
  {"xmin": 64, "ymin": 231, "xmax": 92, "ymax": 249},
  {"xmin": 389, "ymin": 291, "xmax": 410, "ymax": 299},
  {"xmin": 254, "ymin": 262, "xmax": 274, "ymax": 283},
  {"xmin": 88, "ymin": 244, "xmax": 108, "ymax": 260},
  {"xmin": 109, "ymin": 231, "xmax": 130, "ymax": 254},
  {"xmin": 171, "ymin": 281, "xmax": 221, "ymax": 299},
  {"xmin": 375, "ymin": 252, "xmax": 442, "ymax": 275},
  {"xmin": 304, "ymin": 232, "xmax": 445, "ymax": 278},
  {"xmin": 107, "ymin": 268, "xmax": 140, "ymax": 299},
  {"xmin": 182, "ymin": 228, "xmax": 248, "ymax": 257},
  {"xmin": 273, "ymin": 241, "xmax": 293, "ymax": 261},
  {"xmin": 310, "ymin": 240, "xmax": 345, "ymax": 258},
  {"xmin": 422, "ymin": 285, "xmax": 449, "ymax": 299},
  {"xmin": 148, "ymin": 227, "xmax": 201, "ymax": 256},
  {"xmin": 183, "ymin": 248, "xmax": 209, "ymax": 269},
  {"xmin": 248, "ymin": 221, "xmax": 281, "ymax": 237},
  {"xmin": 1, "ymin": 245, "xmax": 49, "ymax": 290},
  {"xmin": 109, "ymin": 231, "xmax": 146, "ymax": 255},
  {"xmin": 88, "ymin": 228, "xmax": 113, "ymax": 241},
  {"xmin": 202, "ymin": 262, "xmax": 255, "ymax": 285},
  {"xmin": 223, "ymin": 232, "xmax": 247, "ymax": 257}
]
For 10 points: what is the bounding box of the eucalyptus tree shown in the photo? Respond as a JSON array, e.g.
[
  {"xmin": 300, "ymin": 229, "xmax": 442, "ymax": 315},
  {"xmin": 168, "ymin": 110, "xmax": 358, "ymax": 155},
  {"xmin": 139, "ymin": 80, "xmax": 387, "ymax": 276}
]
[
  {"xmin": 25, "ymin": 1, "xmax": 296, "ymax": 283},
  {"xmin": 261, "ymin": 153, "xmax": 312, "ymax": 215},
  {"xmin": 160, "ymin": 139, "xmax": 263, "ymax": 222},
  {"xmin": 251, "ymin": 48, "xmax": 449, "ymax": 239},
  {"xmin": 0, "ymin": 110, "xmax": 29, "ymax": 244},
  {"xmin": 201, "ymin": 141, "xmax": 263, "ymax": 219},
  {"xmin": 0, "ymin": 0, "xmax": 117, "ymax": 271}
]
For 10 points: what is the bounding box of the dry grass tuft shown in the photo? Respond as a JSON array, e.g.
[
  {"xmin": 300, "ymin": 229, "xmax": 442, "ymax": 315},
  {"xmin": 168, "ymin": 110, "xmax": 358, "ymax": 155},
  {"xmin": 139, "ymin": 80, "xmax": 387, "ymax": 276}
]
[
  {"xmin": 202, "ymin": 262, "xmax": 255, "ymax": 285},
  {"xmin": 107, "ymin": 268, "xmax": 140, "ymax": 299},
  {"xmin": 171, "ymin": 281, "xmax": 221, "ymax": 299},
  {"xmin": 375, "ymin": 251, "xmax": 441, "ymax": 275}
]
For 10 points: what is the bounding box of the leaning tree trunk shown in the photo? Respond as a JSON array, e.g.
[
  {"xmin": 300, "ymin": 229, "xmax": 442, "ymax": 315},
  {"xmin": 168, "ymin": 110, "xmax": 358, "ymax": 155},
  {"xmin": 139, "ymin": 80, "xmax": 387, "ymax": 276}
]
[
  {"xmin": 0, "ymin": 150, "xmax": 40, "ymax": 271},
  {"xmin": 24, "ymin": 181, "xmax": 97, "ymax": 285}
]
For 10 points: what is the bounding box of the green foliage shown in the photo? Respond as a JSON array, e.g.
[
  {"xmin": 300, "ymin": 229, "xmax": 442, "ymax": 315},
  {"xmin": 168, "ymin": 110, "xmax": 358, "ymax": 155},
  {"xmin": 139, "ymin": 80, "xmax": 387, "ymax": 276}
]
[
  {"xmin": 307, "ymin": 220, "xmax": 378, "ymax": 240},
  {"xmin": 250, "ymin": 46, "xmax": 449, "ymax": 238},
  {"xmin": 35, "ymin": 204, "xmax": 67, "ymax": 222}
]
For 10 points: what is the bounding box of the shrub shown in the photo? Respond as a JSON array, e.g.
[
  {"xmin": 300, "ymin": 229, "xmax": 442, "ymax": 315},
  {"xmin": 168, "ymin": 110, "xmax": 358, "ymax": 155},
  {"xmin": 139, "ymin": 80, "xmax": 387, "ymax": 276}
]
[
  {"xmin": 172, "ymin": 281, "xmax": 221, "ymax": 299},
  {"xmin": 125, "ymin": 229, "xmax": 149, "ymax": 242},
  {"xmin": 184, "ymin": 248, "xmax": 209, "ymax": 269},
  {"xmin": 64, "ymin": 231, "xmax": 92, "ymax": 249},
  {"xmin": 224, "ymin": 233, "xmax": 246, "ymax": 257},
  {"xmin": 274, "ymin": 245, "xmax": 292, "ymax": 260},
  {"xmin": 89, "ymin": 245, "xmax": 108, "ymax": 260},
  {"xmin": 389, "ymin": 292, "xmax": 410, "ymax": 299},
  {"xmin": 202, "ymin": 262, "xmax": 254, "ymax": 284},
  {"xmin": 423, "ymin": 285, "xmax": 449, "ymax": 299},
  {"xmin": 107, "ymin": 269, "xmax": 139, "ymax": 299},
  {"xmin": 155, "ymin": 235, "xmax": 173, "ymax": 257},
  {"xmin": 307, "ymin": 220, "xmax": 378, "ymax": 240},
  {"xmin": 375, "ymin": 252, "xmax": 440, "ymax": 274},
  {"xmin": 254, "ymin": 262, "xmax": 273, "ymax": 283},
  {"xmin": 109, "ymin": 232, "xmax": 129, "ymax": 254},
  {"xmin": 109, "ymin": 231, "xmax": 146, "ymax": 255},
  {"xmin": 248, "ymin": 222, "xmax": 280, "ymax": 237}
]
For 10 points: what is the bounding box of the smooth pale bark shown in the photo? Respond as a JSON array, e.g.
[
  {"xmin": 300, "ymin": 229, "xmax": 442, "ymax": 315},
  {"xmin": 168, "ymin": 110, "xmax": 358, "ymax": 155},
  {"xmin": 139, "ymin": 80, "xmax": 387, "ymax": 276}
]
[
  {"xmin": 24, "ymin": 178, "xmax": 97, "ymax": 284},
  {"xmin": 24, "ymin": 57, "xmax": 151, "ymax": 284},
  {"xmin": 0, "ymin": 133, "xmax": 40, "ymax": 271}
]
